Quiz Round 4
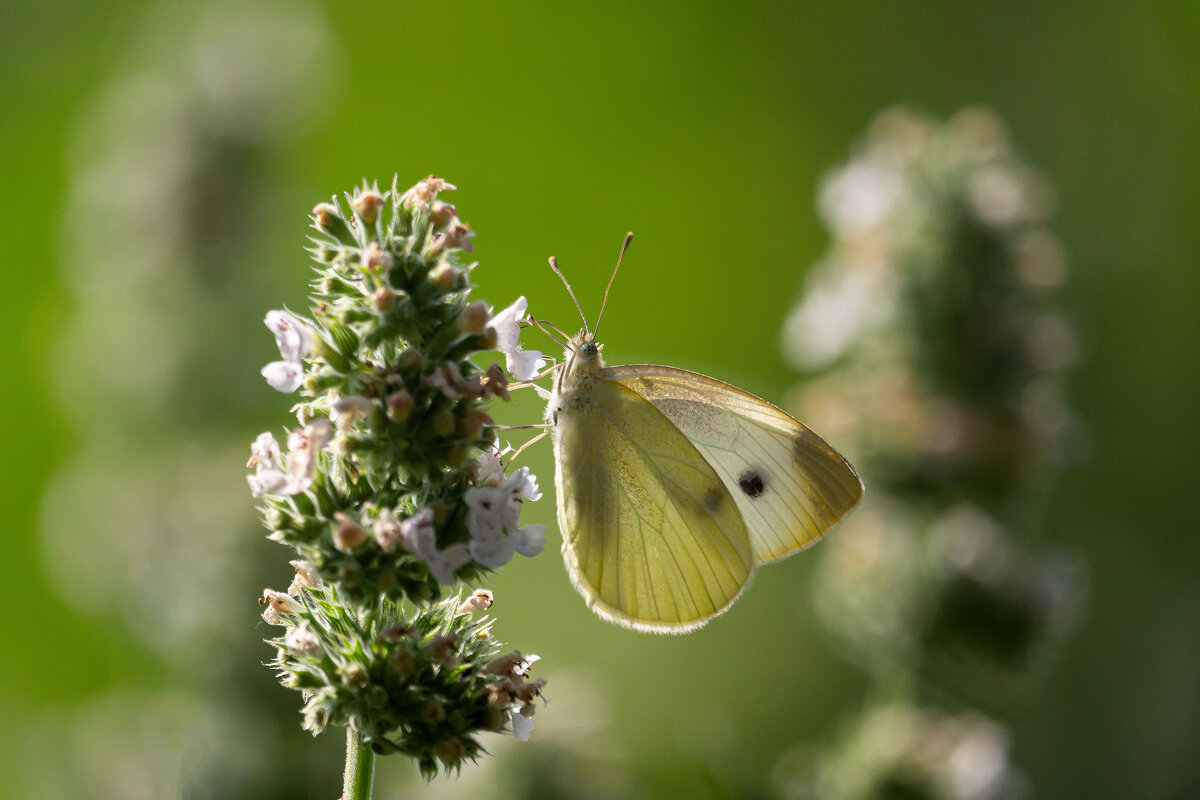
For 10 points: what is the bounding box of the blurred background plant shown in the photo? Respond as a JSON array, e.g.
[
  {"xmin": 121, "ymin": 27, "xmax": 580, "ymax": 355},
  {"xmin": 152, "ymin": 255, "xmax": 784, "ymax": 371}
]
[
  {"xmin": 23, "ymin": 3, "xmax": 352, "ymax": 796},
  {"xmin": 778, "ymin": 107, "xmax": 1080, "ymax": 800},
  {"xmin": 4, "ymin": 1, "xmax": 1199, "ymax": 799}
]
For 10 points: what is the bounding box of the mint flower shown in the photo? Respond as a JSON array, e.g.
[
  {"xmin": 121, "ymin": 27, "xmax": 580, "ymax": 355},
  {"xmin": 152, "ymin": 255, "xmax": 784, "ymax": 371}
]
[
  {"xmin": 472, "ymin": 444, "xmax": 512, "ymax": 487},
  {"xmin": 288, "ymin": 560, "xmax": 321, "ymax": 595},
  {"xmin": 488, "ymin": 296, "xmax": 546, "ymax": 380},
  {"xmin": 398, "ymin": 507, "xmax": 471, "ymax": 585},
  {"xmin": 510, "ymin": 709, "xmax": 535, "ymax": 741},
  {"xmin": 465, "ymin": 477, "xmax": 547, "ymax": 569},
  {"xmin": 400, "ymin": 175, "xmax": 456, "ymax": 209},
  {"xmin": 261, "ymin": 310, "xmax": 316, "ymax": 392},
  {"xmin": 284, "ymin": 621, "xmax": 323, "ymax": 658},
  {"xmin": 246, "ymin": 419, "xmax": 332, "ymax": 497},
  {"xmin": 784, "ymin": 108, "xmax": 1080, "ymax": 799},
  {"xmin": 260, "ymin": 588, "xmax": 303, "ymax": 624},
  {"xmin": 249, "ymin": 175, "xmax": 549, "ymax": 792},
  {"xmin": 456, "ymin": 589, "xmax": 494, "ymax": 614}
]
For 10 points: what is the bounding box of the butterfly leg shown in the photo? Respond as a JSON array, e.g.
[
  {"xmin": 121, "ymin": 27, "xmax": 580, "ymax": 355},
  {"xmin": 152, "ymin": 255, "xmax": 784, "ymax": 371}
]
[{"xmin": 504, "ymin": 425, "xmax": 553, "ymax": 465}]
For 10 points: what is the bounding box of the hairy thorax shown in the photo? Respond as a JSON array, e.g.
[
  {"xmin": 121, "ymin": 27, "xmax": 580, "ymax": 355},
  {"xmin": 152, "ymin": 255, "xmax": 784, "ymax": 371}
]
[{"xmin": 547, "ymin": 332, "xmax": 607, "ymax": 425}]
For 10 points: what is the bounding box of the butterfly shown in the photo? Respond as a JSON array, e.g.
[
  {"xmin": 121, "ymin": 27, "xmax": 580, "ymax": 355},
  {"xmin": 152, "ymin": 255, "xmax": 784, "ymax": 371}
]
[{"xmin": 536, "ymin": 234, "xmax": 864, "ymax": 633}]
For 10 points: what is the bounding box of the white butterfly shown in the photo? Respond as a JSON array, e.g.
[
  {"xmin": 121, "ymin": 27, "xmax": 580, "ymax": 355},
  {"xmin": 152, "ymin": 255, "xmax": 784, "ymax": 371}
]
[{"xmin": 535, "ymin": 235, "xmax": 863, "ymax": 633}]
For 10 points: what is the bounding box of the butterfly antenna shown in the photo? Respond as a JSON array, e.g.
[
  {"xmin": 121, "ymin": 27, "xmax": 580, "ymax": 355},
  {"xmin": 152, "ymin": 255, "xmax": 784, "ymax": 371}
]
[
  {"xmin": 592, "ymin": 232, "xmax": 632, "ymax": 340},
  {"xmin": 548, "ymin": 256, "xmax": 591, "ymax": 334},
  {"xmin": 533, "ymin": 319, "xmax": 569, "ymax": 349}
]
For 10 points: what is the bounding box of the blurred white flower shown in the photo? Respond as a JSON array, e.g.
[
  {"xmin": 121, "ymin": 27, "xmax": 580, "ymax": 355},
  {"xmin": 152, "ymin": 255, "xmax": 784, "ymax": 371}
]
[
  {"xmin": 246, "ymin": 432, "xmax": 289, "ymax": 496},
  {"xmin": 266, "ymin": 310, "xmax": 315, "ymax": 360},
  {"xmin": 424, "ymin": 363, "xmax": 465, "ymax": 398},
  {"xmin": 284, "ymin": 418, "xmax": 330, "ymax": 485},
  {"xmin": 818, "ymin": 161, "xmax": 903, "ymax": 234},
  {"xmin": 781, "ymin": 267, "xmax": 887, "ymax": 370},
  {"xmin": 968, "ymin": 165, "xmax": 1029, "ymax": 229}
]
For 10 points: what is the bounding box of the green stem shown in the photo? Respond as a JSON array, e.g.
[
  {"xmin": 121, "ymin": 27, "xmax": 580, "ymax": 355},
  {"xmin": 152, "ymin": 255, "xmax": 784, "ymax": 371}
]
[{"xmin": 343, "ymin": 728, "xmax": 376, "ymax": 800}]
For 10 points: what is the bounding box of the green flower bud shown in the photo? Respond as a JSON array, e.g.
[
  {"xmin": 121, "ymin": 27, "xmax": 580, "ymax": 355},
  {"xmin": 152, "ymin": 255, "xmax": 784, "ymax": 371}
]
[
  {"xmin": 456, "ymin": 301, "xmax": 489, "ymax": 335},
  {"xmin": 389, "ymin": 648, "xmax": 416, "ymax": 675},
  {"xmin": 421, "ymin": 699, "xmax": 446, "ymax": 724},
  {"xmin": 312, "ymin": 201, "xmax": 356, "ymax": 245},
  {"xmin": 433, "ymin": 737, "xmax": 465, "ymax": 765},
  {"xmin": 333, "ymin": 511, "xmax": 368, "ymax": 551},
  {"xmin": 341, "ymin": 663, "xmax": 368, "ymax": 689},
  {"xmin": 387, "ymin": 390, "xmax": 413, "ymax": 421},
  {"xmin": 431, "ymin": 408, "xmax": 455, "ymax": 436},
  {"xmin": 352, "ymin": 189, "xmax": 386, "ymax": 226},
  {"xmin": 428, "ymin": 263, "xmax": 459, "ymax": 293},
  {"xmin": 372, "ymin": 286, "xmax": 396, "ymax": 312}
]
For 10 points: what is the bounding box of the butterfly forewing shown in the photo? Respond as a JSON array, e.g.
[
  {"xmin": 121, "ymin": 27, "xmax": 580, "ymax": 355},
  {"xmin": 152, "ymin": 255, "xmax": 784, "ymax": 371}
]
[
  {"xmin": 554, "ymin": 379, "xmax": 754, "ymax": 632},
  {"xmin": 604, "ymin": 365, "xmax": 864, "ymax": 563}
]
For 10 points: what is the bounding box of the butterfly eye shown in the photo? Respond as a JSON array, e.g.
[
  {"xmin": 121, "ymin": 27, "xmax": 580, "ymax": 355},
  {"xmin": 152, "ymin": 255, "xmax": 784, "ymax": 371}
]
[{"xmin": 580, "ymin": 342, "xmax": 598, "ymax": 359}]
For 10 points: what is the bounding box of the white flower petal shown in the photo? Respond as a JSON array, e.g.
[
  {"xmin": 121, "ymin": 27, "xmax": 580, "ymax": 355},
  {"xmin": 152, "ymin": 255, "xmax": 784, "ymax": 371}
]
[
  {"xmin": 468, "ymin": 535, "xmax": 514, "ymax": 570},
  {"xmin": 247, "ymin": 469, "xmax": 289, "ymax": 497},
  {"xmin": 265, "ymin": 310, "xmax": 316, "ymax": 362},
  {"xmin": 261, "ymin": 588, "xmax": 302, "ymax": 625},
  {"xmin": 512, "ymin": 525, "xmax": 546, "ymax": 558},
  {"xmin": 505, "ymin": 347, "xmax": 546, "ymax": 382},
  {"xmin": 488, "ymin": 296, "xmax": 528, "ymax": 353},
  {"xmin": 248, "ymin": 432, "xmax": 282, "ymax": 467},
  {"xmin": 503, "ymin": 466, "xmax": 542, "ymax": 502},
  {"xmin": 400, "ymin": 508, "xmax": 436, "ymax": 553},
  {"xmin": 510, "ymin": 708, "xmax": 534, "ymax": 741},
  {"xmin": 426, "ymin": 543, "xmax": 471, "ymax": 585},
  {"xmin": 262, "ymin": 360, "xmax": 305, "ymax": 393}
]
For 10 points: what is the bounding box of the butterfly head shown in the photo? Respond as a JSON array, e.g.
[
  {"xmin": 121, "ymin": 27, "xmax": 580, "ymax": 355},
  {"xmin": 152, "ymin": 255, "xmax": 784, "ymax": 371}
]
[
  {"xmin": 558, "ymin": 330, "xmax": 606, "ymax": 391},
  {"xmin": 577, "ymin": 337, "xmax": 600, "ymax": 363}
]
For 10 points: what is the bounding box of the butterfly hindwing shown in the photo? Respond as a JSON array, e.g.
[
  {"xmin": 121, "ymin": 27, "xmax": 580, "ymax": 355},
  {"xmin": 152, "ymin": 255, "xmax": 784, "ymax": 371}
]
[
  {"xmin": 554, "ymin": 378, "xmax": 754, "ymax": 632},
  {"xmin": 604, "ymin": 365, "xmax": 864, "ymax": 563}
]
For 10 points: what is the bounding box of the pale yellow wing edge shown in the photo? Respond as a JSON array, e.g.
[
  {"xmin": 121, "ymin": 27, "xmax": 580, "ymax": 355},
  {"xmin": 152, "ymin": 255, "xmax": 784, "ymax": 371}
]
[
  {"xmin": 558, "ymin": 532, "xmax": 759, "ymax": 635},
  {"xmin": 604, "ymin": 364, "xmax": 865, "ymax": 564}
]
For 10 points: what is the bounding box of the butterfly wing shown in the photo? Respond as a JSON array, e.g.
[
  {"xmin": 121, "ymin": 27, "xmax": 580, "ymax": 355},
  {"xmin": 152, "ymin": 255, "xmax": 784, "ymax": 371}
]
[
  {"xmin": 605, "ymin": 365, "xmax": 864, "ymax": 563},
  {"xmin": 554, "ymin": 378, "xmax": 754, "ymax": 633}
]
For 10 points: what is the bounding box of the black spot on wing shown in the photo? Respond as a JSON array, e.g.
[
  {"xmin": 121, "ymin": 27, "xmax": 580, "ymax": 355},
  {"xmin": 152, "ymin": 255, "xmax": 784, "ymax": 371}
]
[
  {"xmin": 738, "ymin": 470, "xmax": 765, "ymax": 498},
  {"xmin": 702, "ymin": 486, "xmax": 724, "ymax": 512}
]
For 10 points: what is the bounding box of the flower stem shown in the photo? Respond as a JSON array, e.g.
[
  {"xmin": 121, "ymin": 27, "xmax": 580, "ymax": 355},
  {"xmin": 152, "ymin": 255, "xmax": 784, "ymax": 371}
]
[{"xmin": 343, "ymin": 728, "xmax": 375, "ymax": 800}]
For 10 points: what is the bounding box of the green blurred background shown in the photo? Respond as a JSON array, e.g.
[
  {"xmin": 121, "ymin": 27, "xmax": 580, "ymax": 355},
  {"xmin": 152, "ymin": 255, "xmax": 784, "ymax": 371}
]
[{"xmin": 2, "ymin": 1, "xmax": 1198, "ymax": 798}]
